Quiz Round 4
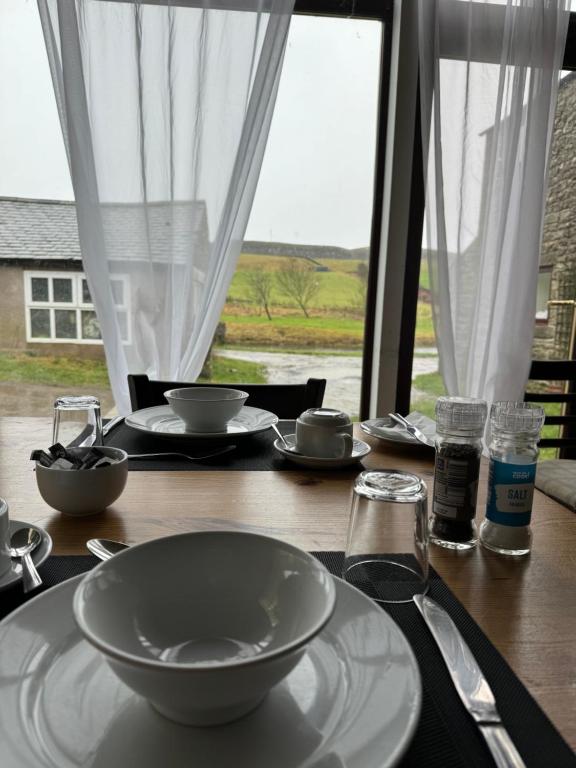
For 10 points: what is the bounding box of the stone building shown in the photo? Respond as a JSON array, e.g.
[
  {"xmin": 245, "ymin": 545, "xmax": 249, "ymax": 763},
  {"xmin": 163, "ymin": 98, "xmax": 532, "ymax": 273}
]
[
  {"xmin": 0, "ymin": 197, "xmax": 210, "ymax": 360},
  {"xmin": 532, "ymin": 71, "xmax": 576, "ymax": 361}
]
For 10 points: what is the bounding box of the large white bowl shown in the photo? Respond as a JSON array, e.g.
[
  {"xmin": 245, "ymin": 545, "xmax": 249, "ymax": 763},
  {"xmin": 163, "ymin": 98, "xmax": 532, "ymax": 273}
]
[
  {"xmin": 36, "ymin": 446, "xmax": 128, "ymax": 516},
  {"xmin": 73, "ymin": 531, "xmax": 336, "ymax": 726},
  {"xmin": 164, "ymin": 387, "xmax": 248, "ymax": 432}
]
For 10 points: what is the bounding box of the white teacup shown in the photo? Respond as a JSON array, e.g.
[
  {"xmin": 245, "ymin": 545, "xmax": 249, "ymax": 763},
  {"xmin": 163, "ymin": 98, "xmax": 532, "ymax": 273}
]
[
  {"xmin": 0, "ymin": 498, "xmax": 11, "ymax": 577},
  {"xmin": 296, "ymin": 408, "xmax": 354, "ymax": 458}
]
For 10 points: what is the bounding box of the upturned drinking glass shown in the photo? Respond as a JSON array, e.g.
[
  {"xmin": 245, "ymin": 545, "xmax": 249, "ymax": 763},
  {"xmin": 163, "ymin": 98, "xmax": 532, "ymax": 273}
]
[
  {"xmin": 52, "ymin": 395, "xmax": 102, "ymax": 447},
  {"xmin": 343, "ymin": 470, "xmax": 429, "ymax": 604}
]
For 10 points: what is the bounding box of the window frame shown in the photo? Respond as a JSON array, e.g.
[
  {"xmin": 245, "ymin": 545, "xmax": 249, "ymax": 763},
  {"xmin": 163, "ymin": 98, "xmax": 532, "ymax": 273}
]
[{"xmin": 24, "ymin": 270, "xmax": 131, "ymax": 345}]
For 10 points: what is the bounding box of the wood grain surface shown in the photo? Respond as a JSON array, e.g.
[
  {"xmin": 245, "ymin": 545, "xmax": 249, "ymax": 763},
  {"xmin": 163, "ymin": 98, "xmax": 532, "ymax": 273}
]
[{"xmin": 1, "ymin": 416, "xmax": 575, "ymax": 750}]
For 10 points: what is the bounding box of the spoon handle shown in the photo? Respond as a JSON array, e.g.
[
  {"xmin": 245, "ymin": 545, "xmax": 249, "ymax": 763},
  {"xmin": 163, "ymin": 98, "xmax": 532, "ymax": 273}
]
[{"xmin": 21, "ymin": 551, "xmax": 42, "ymax": 593}]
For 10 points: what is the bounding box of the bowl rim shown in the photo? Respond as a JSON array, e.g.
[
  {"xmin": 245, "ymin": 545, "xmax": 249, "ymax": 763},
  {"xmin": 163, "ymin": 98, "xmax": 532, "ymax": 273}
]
[
  {"xmin": 35, "ymin": 446, "xmax": 128, "ymax": 471},
  {"xmin": 164, "ymin": 387, "xmax": 249, "ymax": 402},
  {"xmin": 73, "ymin": 531, "xmax": 337, "ymax": 673}
]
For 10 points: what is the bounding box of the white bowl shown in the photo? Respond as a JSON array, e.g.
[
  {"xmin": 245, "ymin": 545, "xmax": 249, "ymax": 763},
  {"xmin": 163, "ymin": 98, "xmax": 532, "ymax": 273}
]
[
  {"xmin": 36, "ymin": 446, "xmax": 128, "ymax": 516},
  {"xmin": 73, "ymin": 531, "xmax": 336, "ymax": 726},
  {"xmin": 164, "ymin": 387, "xmax": 248, "ymax": 433}
]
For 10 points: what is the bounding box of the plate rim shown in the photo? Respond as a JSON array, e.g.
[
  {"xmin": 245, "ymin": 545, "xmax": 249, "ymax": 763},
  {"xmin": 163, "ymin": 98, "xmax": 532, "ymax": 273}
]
[
  {"xmin": 0, "ymin": 572, "xmax": 421, "ymax": 768},
  {"xmin": 125, "ymin": 404, "xmax": 278, "ymax": 439},
  {"xmin": 360, "ymin": 419, "xmax": 427, "ymax": 446},
  {"xmin": 0, "ymin": 519, "xmax": 52, "ymax": 591}
]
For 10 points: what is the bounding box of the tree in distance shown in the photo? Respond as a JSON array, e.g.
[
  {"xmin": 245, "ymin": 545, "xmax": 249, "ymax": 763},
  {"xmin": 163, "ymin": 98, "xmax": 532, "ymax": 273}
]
[
  {"xmin": 276, "ymin": 258, "xmax": 320, "ymax": 318},
  {"xmin": 245, "ymin": 268, "xmax": 274, "ymax": 320},
  {"xmin": 350, "ymin": 261, "xmax": 368, "ymax": 311}
]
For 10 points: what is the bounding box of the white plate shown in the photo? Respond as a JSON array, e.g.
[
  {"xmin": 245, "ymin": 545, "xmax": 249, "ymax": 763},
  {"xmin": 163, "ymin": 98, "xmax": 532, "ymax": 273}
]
[
  {"xmin": 361, "ymin": 413, "xmax": 436, "ymax": 448},
  {"xmin": 0, "ymin": 520, "xmax": 52, "ymax": 591},
  {"xmin": 274, "ymin": 434, "xmax": 371, "ymax": 468},
  {"xmin": 125, "ymin": 405, "xmax": 278, "ymax": 439},
  {"xmin": 0, "ymin": 574, "xmax": 421, "ymax": 768}
]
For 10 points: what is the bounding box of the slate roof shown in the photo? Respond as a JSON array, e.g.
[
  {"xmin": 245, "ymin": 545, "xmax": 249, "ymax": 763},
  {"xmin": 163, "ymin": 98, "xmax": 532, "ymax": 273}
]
[
  {"xmin": 0, "ymin": 197, "xmax": 81, "ymax": 262},
  {"xmin": 0, "ymin": 196, "xmax": 210, "ymax": 265}
]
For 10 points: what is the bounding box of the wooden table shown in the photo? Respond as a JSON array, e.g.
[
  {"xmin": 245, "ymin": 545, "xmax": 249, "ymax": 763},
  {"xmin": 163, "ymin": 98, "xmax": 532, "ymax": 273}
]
[{"xmin": 2, "ymin": 416, "xmax": 575, "ymax": 751}]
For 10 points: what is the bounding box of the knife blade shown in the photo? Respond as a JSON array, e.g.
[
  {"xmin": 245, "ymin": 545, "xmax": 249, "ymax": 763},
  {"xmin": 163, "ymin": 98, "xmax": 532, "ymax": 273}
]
[
  {"xmin": 388, "ymin": 413, "xmax": 435, "ymax": 448},
  {"xmin": 413, "ymin": 594, "xmax": 526, "ymax": 768}
]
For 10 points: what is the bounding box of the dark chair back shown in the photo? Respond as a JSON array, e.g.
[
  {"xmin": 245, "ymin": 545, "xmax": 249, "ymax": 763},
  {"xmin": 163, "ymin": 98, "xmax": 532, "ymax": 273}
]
[
  {"xmin": 525, "ymin": 360, "xmax": 576, "ymax": 459},
  {"xmin": 127, "ymin": 374, "xmax": 326, "ymax": 419}
]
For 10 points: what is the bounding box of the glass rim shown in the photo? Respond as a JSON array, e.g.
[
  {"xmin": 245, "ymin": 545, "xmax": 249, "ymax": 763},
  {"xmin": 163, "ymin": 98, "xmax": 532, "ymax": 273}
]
[
  {"xmin": 54, "ymin": 395, "xmax": 101, "ymax": 410},
  {"xmin": 353, "ymin": 469, "xmax": 427, "ymax": 503}
]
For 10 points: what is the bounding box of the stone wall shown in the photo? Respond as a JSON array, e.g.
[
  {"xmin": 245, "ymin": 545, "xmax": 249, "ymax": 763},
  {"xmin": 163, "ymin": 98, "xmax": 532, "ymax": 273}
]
[{"xmin": 534, "ymin": 72, "xmax": 576, "ymax": 360}]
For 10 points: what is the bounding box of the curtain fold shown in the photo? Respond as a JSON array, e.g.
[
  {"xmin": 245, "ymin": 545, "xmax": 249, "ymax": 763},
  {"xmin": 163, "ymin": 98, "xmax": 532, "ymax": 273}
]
[
  {"xmin": 419, "ymin": 0, "xmax": 569, "ymax": 404},
  {"xmin": 38, "ymin": 0, "xmax": 294, "ymax": 414}
]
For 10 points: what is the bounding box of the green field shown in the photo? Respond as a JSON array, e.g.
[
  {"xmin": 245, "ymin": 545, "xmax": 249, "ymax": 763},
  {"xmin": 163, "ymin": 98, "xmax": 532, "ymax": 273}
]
[
  {"xmin": 227, "ymin": 254, "xmax": 365, "ymax": 312},
  {"xmin": 222, "ymin": 252, "xmax": 436, "ymax": 349}
]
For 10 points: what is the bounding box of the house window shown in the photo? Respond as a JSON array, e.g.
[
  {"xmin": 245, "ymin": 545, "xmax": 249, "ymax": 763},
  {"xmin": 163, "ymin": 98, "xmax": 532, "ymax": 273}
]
[
  {"xmin": 535, "ymin": 269, "xmax": 552, "ymax": 322},
  {"xmin": 24, "ymin": 271, "xmax": 130, "ymax": 344}
]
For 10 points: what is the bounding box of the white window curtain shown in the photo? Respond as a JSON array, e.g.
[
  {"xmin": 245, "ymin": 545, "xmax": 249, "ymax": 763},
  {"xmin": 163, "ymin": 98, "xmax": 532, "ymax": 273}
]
[
  {"xmin": 38, "ymin": 0, "xmax": 294, "ymax": 414},
  {"xmin": 419, "ymin": 0, "xmax": 569, "ymax": 403}
]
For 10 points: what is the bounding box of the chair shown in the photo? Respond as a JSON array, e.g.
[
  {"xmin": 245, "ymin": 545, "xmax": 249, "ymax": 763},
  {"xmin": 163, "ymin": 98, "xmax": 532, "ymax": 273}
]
[
  {"xmin": 524, "ymin": 360, "xmax": 576, "ymax": 459},
  {"xmin": 127, "ymin": 374, "xmax": 327, "ymax": 419}
]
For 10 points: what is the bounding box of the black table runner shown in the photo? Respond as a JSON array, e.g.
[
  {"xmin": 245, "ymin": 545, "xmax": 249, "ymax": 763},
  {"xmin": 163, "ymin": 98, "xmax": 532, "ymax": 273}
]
[
  {"xmin": 103, "ymin": 420, "xmax": 366, "ymax": 472},
  {"xmin": 1, "ymin": 553, "xmax": 574, "ymax": 767}
]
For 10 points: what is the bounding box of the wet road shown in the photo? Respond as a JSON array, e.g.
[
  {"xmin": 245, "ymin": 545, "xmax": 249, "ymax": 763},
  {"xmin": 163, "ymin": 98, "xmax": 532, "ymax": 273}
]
[{"xmin": 218, "ymin": 349, "xmax": 438, "ymax": 417}]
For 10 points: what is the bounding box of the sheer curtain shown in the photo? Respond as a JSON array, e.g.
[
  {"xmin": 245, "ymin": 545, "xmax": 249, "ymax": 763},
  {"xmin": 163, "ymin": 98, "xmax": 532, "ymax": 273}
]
[
  {"xmin": 419, "ymin": 0, "xmax": 569, "ymax": 403},
  {"xmin": 38, "ymin": 0, "xmax": 294, "ymax": 414}
]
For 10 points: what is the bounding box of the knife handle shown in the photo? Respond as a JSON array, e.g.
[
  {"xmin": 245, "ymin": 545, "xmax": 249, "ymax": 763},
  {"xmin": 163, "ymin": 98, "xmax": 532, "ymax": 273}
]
[{"xmin": 480, "ymin": 724, "xmax": 527, "ymax": 768}]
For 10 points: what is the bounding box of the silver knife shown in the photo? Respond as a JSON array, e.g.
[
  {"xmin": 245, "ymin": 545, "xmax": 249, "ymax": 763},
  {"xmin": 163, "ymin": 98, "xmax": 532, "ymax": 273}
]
[
  {"xmin": 388, "ymin": 413, "xmax": 436, "ymax": 448},
  {"xmin": 413, "ymin": 595, "xmax": 526, "ymax": 768},
  {"xmin": 102, "ymin": 415, "xmax": 125, "ymax": 437}
]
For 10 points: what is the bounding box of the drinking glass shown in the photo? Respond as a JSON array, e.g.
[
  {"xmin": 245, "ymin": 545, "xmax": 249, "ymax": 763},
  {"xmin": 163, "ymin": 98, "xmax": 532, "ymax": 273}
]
[
  {"xmin": 52, "ymin": 395, "xmax": 102, "ymax": 447},
  {"xmin": 343, "ymin": 469, "xmax": 429, "ymax": 604}
]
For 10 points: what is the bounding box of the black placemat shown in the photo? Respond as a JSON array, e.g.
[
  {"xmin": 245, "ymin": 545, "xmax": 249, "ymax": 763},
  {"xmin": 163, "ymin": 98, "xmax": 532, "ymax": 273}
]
[
  {"xmin": 103, "ymin": 420, "xmax": 366, "ymax": 472},
  {"xmin": 1, "ymin": 552, "xmax": 573, "ymax": 767}
]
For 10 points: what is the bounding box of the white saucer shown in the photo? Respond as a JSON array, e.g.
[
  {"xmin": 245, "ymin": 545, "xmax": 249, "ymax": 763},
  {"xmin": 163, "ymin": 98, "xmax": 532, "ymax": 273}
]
[
  {"xmin": 0, "ymin": 575, "xmax": 421, "ymax": 768},
  {"xmin": 125, "ymin": 405, "xmax": 278, "ymax": 439},
  {"xmin": 274, "ymin": 434, "xmax": 371, "ymax": 468},
  {"xmin": 0, "ymin": 520, "xmax": 52, "ymax": 591}
]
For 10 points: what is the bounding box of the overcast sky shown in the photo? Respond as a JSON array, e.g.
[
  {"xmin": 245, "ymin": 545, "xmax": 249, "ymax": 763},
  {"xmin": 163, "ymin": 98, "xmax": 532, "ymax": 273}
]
[{"xmin": 0, "ymin": 1, "xmax": 380, "ymax": 248}]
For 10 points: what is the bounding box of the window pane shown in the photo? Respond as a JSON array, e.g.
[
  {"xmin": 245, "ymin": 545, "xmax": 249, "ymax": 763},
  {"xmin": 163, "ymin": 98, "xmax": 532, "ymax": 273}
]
[
  {"xmin": 31, "ymin": 277, "xmax": 49, "ymax": 302},
  {"xmin": 111, "ymin": 279, "xmax": 124, "ymax": 305},
  {"xmin": 82, "ymin": 279, "xmax": 92, "ymax": 304},
  {"xmin": 54, "ymin": 309, "xmax": 77, "ymax": 339},
  {"xmin": 214, "ymin": 16, "xmax": 381, "ymax": 418},
  {"xmin": 53, "ymin": 278, "xmax": 73, "ymax": 303},
  {"xmin": 30, "ymin": 308, "xmax": 51, "ymax": 338},
  {"xmin": 81, "ymin": 310, "xmax": 101, "ymax": 340},
  {"xmin": 535, "ymin": 271, "xmax": 552, "ymax": 320},
  {"xmin": 117, "ymin": 312, "xmax": 128, "ymax": 341}
]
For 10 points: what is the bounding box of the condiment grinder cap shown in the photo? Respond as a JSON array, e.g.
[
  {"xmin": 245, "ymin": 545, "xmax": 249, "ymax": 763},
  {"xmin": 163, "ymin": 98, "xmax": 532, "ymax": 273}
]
[
  {"xmin": 490, "ymin": 401, "xmax": 545, "ymax": 436},
  {"xmin": 435, "ymin": 396, "xmax": 488, "ymax": 436}
]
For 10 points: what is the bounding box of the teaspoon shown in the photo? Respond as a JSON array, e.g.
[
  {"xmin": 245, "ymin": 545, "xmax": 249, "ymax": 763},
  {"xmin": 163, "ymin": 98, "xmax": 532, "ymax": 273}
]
[
  {"xmin": 10, "ymin": 528, "xmax": 42, "ymax": 593},
  {"xmin": 271, "ymin": 423, "xmax": 301, "ymax": 453}
]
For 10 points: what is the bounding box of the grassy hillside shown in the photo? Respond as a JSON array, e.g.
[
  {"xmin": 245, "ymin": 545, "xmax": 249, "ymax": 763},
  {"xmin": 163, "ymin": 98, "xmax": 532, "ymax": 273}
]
[{"xmin": 222, "ymin": 251, "xmax": 436, "ymax": 349}]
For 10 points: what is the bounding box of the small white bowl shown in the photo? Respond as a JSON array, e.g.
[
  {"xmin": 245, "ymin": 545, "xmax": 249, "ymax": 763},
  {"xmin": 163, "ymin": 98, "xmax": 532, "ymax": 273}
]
[
  {"xmin": 36, "ymin": 446, "xmax": 128, "ymax": 516},
  {"xmin": 73, "ymin": 531, "xmax": 336, "ymax": 726},
  {"xmin": 164, "ymin": 387, "xmax": 248, "ymax": 433}
]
